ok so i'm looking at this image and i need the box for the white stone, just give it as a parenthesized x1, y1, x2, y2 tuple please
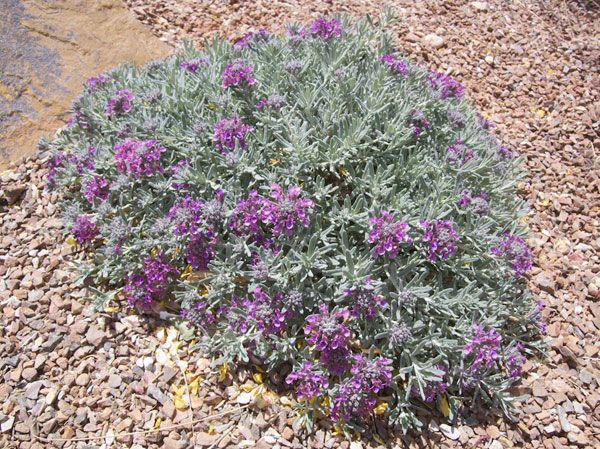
(422, 33, 445, 49)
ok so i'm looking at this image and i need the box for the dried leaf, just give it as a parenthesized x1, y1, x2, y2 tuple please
(439, 395, 450, 417)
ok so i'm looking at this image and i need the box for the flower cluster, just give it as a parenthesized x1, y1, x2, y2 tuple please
(446, 139, 476, 166)
(505, 342, 526, 379)
(261, 184, 314, 237)
(418, 365, 448, 403)
(179, 58, 208, 73)
(458, 190, 489, 215)
(256, 94, 286, 110)
(428, 71, 465, 99)
(86, 74, 110, 91)
(181, 301, 215, 329)
(222, 59, 256, 88)
(305, 304, 351, 375)
(123, 253, 178, 310)
(241, 287, 292, 336)
(491, 233, 533, 278)
(420, 219, 460, 262)
(309, 17, 342, 40)
(463, 324, 502, 374)
(368, 210, 412, 259)
(343, 279, 387, 318)
(82, 176, 109, 204)
(71, 215, 99, 244)
(213, 116, 254, 153)
(380, 54, 409, 76)
(331, 355, 392, 420)
(114, 139, 166, 177)
(285, 362, 329, 401)
(409, 110, 431, 136)
(234, 29, 270, 48)
(105, 89, 134, 116)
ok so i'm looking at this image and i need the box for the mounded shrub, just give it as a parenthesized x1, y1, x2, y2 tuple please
(47, 13, 543, 433)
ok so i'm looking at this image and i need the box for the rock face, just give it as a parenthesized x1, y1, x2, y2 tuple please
(0, 0, 171, 167)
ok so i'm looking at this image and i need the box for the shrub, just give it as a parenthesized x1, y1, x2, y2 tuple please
(47, 13, 542, 433)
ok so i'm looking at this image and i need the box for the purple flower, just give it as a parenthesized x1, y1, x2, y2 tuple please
(428, 71, 465, 99)
(505, 342, 526, 379)
(229, 191, 267, 239)
(285, 25, 308, 44)
(124, 253, 178, 310)
(331, 355, 392, 420)
(179, 58, 209, 73)
(286, 362, 329, 401)
(181, 301, 215, 329)
(168, 196, 205, 236)
(491, 233, 533, 278)
(463, 324, 502, 373)
(457, 190, 489, 215)
(305, 304, 351, 374)
(285, 59, 303, 74)
(213, 116, 254, 153)
(242, 287, 293, 336)
(71, 215, 99, 244)
(496, 145, 514, 162)
(221, 59, 256, 88)
(234, 29, 270, 48)
(409, 110, 431, 137)
(309, 17, 342, 41)
(261, 184, 314, 237)
(46, 151, 66, 181)
(446, 139, 476, 166)
(168, 193, 223, 270)
(447, 110, 466, 129)
(419, 219, 460, 262)
(256, 94, 285, 110)
(343, 279, 387, 319)
(82, 176, 109, 204)
(476, 112, 494, 129)
(86, 74, 110, 91)
(380, 54, 409, 76)
(533, 300, 546, 334)
(350, 354, 393, 394)
(114, 139, 166, 177)
(416, 365, 448, 403)
(105, 89, 134, 116)
(368, 210, 412, 259)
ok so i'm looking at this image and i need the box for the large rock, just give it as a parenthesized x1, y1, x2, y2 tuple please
(0, 0, 171, 167)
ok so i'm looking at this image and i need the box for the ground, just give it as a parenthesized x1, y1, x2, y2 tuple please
(1, 0, 599, 448)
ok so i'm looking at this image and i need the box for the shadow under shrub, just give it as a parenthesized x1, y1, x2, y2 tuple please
(47, 13, 543, 434)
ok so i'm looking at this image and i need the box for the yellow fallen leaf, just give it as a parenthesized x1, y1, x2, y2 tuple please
(321, 395, 330, 408)
(338, 166, 348, 177)
(174, 395, 187, 411)
(207, 425, 215, 435)
(566, 168, 571, 176)
(535, 109, 546, 118)
(240, 384, 254, 393)
(207, 102, 219, 110)
(270, 159, 279, 166)
(439, 395, 450, 417)
(189, 376, 200, 396)
(180, 265, 192, 279)
(218, 363, 228, 382)
(253, 372, 264, 384)
(104, 306, 120, 314)
(153, 417, 162, 430)
(538, 198, 551, 208)
(66, 236, 77, 247)
(151, 247, 158, 257)
(172, 384, 187, 410)
(373, 401, 388, 415)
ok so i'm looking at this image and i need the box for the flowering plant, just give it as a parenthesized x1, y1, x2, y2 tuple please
(47, 12, 541, 433)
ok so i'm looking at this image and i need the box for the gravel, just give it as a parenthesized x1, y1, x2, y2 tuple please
(1, 0, 599, 448)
